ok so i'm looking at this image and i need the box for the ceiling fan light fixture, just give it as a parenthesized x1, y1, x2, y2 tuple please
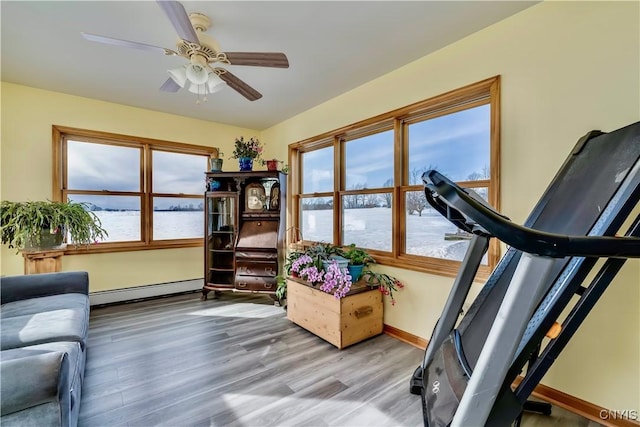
(185, 63, 208, 85)
(187, 82, 206, 95)
(167, 67, 187, 88)
(185, 54, 209, 85)
(206, 72, 226, 93)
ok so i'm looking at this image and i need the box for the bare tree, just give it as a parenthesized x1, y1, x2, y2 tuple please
(363, 193, 380, 208)
(407, 166, 431, 216)
(467, 171, 484, 181)
(344, 183, 366, 209)
(409, 167, 426, 185)
(382, 178, 393, 208)
(467, 164, 490, 181)
(406, 191, 428, 216)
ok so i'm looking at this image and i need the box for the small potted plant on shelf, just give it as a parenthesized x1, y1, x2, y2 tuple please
(209, 148, 224, 172)
(261, 158, 283, 171)
(1, 200, 108, 252)
(230, 137, 263, 171)
(343, 243, 376, 281)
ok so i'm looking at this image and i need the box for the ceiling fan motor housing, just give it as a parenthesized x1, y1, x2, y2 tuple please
(175, 12, 221, 62)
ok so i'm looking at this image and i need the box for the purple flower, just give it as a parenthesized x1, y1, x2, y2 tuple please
(300, 266, 324, 284)
(319, 261, 352, 299)
(292, 255, 313, 273)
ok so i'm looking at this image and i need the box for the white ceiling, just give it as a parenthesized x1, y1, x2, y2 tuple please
(1, 1, 537, 130)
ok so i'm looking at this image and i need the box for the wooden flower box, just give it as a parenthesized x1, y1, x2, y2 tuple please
(286, 276, 383, 349)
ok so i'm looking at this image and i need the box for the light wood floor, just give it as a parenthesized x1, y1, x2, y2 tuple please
(79, 292, 603, 427)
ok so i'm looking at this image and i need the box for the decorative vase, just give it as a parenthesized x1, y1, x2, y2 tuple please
(347, 264, 365, 282)
(209, 158, 223, 171)
(209, 180, 221, 191)
(238, 157, 253, 171)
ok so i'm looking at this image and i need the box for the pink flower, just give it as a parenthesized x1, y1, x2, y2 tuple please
(318, 261, 352, 299)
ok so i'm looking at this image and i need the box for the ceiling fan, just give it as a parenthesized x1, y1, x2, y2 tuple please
(81, 0, 289, 102)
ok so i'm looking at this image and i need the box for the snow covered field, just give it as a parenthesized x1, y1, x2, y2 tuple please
(303, 207, 475, 262)
(93, 207, 482, 263)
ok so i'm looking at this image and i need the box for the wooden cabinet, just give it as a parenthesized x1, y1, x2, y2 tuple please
(203, 171, 286, 299)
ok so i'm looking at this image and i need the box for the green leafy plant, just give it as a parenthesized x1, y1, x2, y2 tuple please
(275, 275, 287, 306)
(1, 200, 108, 252)
(343, 243, 376, 266)
(282, 242, 405, 305)
(230, 137, 263, 161)
(361, 270, 405, 306)
(304, 242, 346, 269)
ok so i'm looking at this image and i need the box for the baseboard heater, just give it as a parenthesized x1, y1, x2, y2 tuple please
(89, 278, 202, 306)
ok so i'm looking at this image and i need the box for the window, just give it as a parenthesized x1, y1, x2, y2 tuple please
(53, 126, 216, 253)
(289, 76, 500, 278)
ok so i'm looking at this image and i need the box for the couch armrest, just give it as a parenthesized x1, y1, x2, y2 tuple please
(0, 271, 89, 304)
(0, 351, 71, 426)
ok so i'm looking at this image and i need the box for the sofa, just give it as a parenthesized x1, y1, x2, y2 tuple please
(0, 271, 90, 427)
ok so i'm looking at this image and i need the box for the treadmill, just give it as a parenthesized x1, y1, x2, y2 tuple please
(410, 121, 640, 426)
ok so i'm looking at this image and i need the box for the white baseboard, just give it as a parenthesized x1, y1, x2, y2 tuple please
(89, 278, 202, 306)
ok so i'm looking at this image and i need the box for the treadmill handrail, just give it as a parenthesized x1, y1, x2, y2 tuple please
(422, 170, 640, 258)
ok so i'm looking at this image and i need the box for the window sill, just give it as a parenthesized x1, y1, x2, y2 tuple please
(374, 254, 491, 283)
(62, 240, 202, 255)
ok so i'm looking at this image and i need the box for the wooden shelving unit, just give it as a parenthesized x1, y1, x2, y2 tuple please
(202, 171, 286, 299)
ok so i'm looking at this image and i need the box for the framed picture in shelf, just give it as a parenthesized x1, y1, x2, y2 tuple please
(245, 182, 266, 212)
(269, 182, 280, 211)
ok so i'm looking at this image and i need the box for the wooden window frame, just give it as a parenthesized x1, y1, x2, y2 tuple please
(52, 126, 216, 254)
(288, 76, 501, 279)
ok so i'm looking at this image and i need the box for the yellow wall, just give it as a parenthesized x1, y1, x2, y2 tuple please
(262, 1, 639, 412)
(0, 83, 262, 291)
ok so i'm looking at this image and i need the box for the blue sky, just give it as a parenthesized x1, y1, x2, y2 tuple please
(302, 104, 490, 193)
(67, 141, 207, 210)
(68, 104, 490, 209)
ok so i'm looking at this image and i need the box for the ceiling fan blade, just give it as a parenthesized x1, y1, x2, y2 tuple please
(224, 52, 289, 68)
(217, 70, 262, 101)
(156, 0, 199, 44)
(81, 32, 177, 56)
(159, 78, 181, 92)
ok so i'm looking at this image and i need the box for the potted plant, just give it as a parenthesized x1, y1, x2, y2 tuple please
(304, 242, 347, 270)
(1, 200, 108, 252)
(261, 158, 283, 171)
(283, 243, 349, 299)
(280, 242, 404, 304)
(343, 243, 376, 281)
(209, 148, 224, 171)
(230, 136, 263, 171)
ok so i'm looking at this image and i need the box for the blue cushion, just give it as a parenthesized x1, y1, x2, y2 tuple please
(1, 293, 88, 319)
(0, 298, 89, 351)
(1, 341, 84, 411)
